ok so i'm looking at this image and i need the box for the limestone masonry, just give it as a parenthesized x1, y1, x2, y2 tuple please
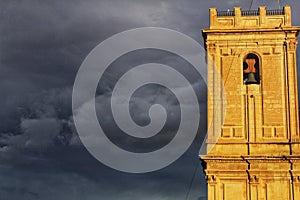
(201, 6, 300, 200)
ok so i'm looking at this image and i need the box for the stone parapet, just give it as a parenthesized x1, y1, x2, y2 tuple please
(209, 6, 291, 29)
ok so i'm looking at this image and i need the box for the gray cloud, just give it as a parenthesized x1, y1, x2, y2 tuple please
(1, 0, 300, 199)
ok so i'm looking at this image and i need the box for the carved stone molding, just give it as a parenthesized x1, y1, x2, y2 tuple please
(249, 175, 260, 183)
(292, 175, 300, 183)
(207, 42, 216, 53)
(287, 39, 298, 51)
(206, 175, 216, 183)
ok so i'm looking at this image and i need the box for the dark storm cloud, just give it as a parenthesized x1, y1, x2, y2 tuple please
(1, 0, 300, 199)
(0, 1, 211, 199)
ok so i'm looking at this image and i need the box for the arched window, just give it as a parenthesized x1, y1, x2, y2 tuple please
(243, 53, 260, 84)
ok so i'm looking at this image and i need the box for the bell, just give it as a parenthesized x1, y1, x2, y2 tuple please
(246, 72, 257, 84)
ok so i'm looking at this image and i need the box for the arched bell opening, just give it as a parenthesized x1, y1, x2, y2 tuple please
(243, 53, 260, 84)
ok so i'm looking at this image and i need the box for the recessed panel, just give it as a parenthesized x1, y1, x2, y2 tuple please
(223, 181, 248, 200)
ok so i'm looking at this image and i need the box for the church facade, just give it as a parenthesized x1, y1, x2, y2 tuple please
(201, 6, 300, 200)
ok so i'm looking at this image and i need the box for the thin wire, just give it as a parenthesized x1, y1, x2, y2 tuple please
(185, 159, 200, 200)
(250, 0, 254, 10)
(185, 1, 257, 199)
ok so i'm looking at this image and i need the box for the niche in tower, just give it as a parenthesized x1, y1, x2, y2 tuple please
(243, 53, 260, 84)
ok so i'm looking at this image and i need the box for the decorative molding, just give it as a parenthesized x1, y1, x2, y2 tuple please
(287, 39, 297, 51)
(249, 175, 260, 183)
(207, 42, 216, 53)
(292, 176, 300, 183)
(206, 175, 217, 183)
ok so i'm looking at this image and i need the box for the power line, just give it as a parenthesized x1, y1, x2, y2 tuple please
(185, 159, 200, 200)
(250, 0, 254, 10)
(185, 2, 257, 200)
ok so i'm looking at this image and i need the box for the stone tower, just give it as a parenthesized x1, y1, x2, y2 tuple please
(201, 6, 300, 200)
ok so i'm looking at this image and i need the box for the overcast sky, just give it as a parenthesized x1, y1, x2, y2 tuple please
(1, 1, 300, 200)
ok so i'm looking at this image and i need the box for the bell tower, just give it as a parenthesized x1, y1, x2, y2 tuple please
(201, 6, 300, 200)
